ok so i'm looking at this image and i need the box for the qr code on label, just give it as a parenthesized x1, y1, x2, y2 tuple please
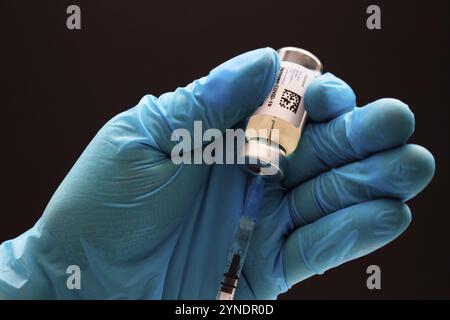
(280, 89, 301, 113)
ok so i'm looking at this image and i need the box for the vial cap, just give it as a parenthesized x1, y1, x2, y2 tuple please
(240, 140, 288, 181)
(278, 47, 323, 73)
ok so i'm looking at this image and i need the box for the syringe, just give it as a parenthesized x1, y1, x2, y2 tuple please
(217, 176, 264, 300)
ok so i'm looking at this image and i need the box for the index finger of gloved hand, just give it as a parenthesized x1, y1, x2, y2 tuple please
(283, 98, 415, 188)
(136, 48, 279, 154)
(282, 199, 411, 288)
(304, 73, 357, 122)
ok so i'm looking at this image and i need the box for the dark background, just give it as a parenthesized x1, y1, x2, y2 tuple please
(1, 0, 449, 299)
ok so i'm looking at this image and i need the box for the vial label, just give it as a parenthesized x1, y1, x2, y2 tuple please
(254, 61, 319, 127)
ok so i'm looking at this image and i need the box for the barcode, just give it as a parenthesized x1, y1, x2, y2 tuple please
(280, 89, 301, 113)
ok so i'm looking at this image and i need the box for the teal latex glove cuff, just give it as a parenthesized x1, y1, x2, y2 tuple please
(0, 48, 435, 299)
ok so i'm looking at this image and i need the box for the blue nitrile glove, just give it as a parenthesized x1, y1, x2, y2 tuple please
(0, 48, 435, 299)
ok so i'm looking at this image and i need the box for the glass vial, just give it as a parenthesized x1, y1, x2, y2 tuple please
(242, 47, 323, 180)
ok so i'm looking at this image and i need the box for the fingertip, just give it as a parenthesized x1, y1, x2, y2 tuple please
(348, 98, 415, 155)
(304, 72, 356, 122)
(368, 98, 415, 142)
(381, 98, 415, 132)
(399, 202, 412, 231)
(373, 200, 412, 238)
(348, 144, 436, 202)
(199, 47, 280, 126)
(224, 47, 280, 96)
(230, 47, 280, 105)
(399, 144, 436, 195)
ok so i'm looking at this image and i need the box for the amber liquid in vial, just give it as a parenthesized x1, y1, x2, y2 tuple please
(245, 114, 305, 156)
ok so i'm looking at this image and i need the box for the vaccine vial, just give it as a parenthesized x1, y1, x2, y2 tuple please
(242, 47, 323, 180)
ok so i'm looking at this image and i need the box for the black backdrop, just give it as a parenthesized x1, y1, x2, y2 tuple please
(1, 0, 449, 299)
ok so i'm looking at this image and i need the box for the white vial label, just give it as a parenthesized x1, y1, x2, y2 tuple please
(254, 61, 319, 127)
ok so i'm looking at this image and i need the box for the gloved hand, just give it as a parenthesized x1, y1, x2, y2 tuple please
(0, 48, 435, 299)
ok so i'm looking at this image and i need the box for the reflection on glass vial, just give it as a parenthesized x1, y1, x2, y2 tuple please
(242, 47, 323, 180)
